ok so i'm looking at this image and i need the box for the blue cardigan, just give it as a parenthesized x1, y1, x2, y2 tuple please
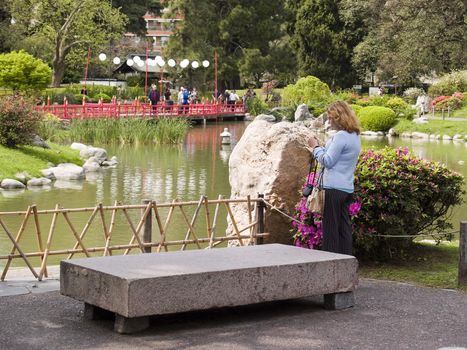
(312, 130, 361, 193)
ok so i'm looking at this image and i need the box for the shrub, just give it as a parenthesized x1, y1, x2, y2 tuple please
(0, 50, 52, 92)
(403, 87, 425, 103)
(0, 95, 43, 147)
(282, 76, 331, 107)
(246, 96, 269, 116)
(435, 97, 463, 110)
(352, 147, 464, 259)
(350, 104, 363, 116)
(358, 106, 396, 132)
(93, 93, 112, 103)
(74, 94, 89, 103)
(333, 90, 359, 104)
(291, 147, 465, 260)
(428, 70, 467, 96)
(385, 97, 415, 120)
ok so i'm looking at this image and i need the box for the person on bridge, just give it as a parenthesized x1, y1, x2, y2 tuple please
(307, 101, 361, 255)
(147, 84, 160, 114)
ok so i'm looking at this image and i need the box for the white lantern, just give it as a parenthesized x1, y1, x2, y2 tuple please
(180, 59, 189, 68)
(158, 59, 166, 67)
(202, 60, 210, 68)
(137, 60, 144, 67)
(126, 59, 134, 66)
(98, 53, 107, 61)
(168, 59, 176, 67)
(191, 61, 199, 69)
(133, 55, 141, 62)
(112, 57, 121, 65)
(148, 59, 156, 66)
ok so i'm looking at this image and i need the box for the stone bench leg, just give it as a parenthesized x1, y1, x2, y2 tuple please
(114, 314, 150, 334)
(84, 303, 114, 320)
(324, 291, 354, 310)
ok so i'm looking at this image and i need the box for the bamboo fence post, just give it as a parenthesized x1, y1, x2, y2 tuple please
(224, 202, 244, 246)
(459, 221, 467, 286)
(123, 201, 152, 255)
(1, 205, 31, 280)
(0, 215, 39, 280)
(178, 204, 202, 250)
(203, 196, 213, 241)
(68, 206, 99, 259)
(181, 196, 204, 250)
(247, 195, 253, 244)
(98, 203, 112, 256)
(39, 204, 60, 280)
(103, 201, 118, 256)
(121, 206, 146, 253)
(141, 199, 152, 253)
(156, 199, 176, 252)
(208, 195, 222, 248)
(152, 201, 167, 252)
(257, 194, 265, 245)
(61, 211, 91, 257)
(32, 205, 48, 278)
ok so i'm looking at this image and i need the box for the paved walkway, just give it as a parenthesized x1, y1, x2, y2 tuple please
(0, 271, 466, 350)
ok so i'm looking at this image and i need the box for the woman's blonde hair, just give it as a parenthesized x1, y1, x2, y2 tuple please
(327, 101, 361, 134)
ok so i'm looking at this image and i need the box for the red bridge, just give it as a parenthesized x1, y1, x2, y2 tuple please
(35, 100, 246, 121)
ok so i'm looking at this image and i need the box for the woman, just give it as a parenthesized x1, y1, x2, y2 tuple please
(307, 101, 361, 255)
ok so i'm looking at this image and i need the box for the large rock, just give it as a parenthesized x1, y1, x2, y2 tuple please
(228, 120, 314, 244)
(31, 135, 49, 149)
(255, 114, 276, 122)
(70, 142, 88, 152)
(27, 177, 53, 187)
(80, 146, 108, 163)
(83, 157, 101, 172)
(294, 104, 313, 121)
(1, 179, 26, 189)
(50, 163, 85, 180)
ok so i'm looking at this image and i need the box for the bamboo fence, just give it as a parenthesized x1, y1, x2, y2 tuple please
(0, 195, 268, 281)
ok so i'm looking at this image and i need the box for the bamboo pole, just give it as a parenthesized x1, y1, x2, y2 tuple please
(181, 196, 204, 250)
(123, 201, 152, 255)
(247, 195, 253, 244)
(178, 204, 202, 250)
(224, 202, 244, 246)
(152, 201, 167, 252)
(98, 203, 111, 256)
(0, 215, 39, 280)
(1, 206, 31, 280)
(203, 196, 213, 242)
(68, 206, 99, 259)
(121, 206, 146, 253)
(104, 201, 118, 256)
(156, 199, 176, 253)
(62, 211, 90, 257)
(208, 195, 222, 248)
(39, 204, 60, 280)
(32, 205, 48, 277)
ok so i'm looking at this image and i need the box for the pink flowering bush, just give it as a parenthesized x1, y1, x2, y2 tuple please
(292, 147, 464, 259)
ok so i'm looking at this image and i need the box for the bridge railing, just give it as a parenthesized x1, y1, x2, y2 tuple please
(35, 100, 245, 120)
(0, 195, 268, 281)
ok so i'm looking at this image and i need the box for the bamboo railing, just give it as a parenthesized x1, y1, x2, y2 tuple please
(0, 195, 268, 281)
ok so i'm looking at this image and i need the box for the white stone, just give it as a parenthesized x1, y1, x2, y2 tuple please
(401, 132, 412, 138)
(80, 146, 108, 163)
(228, 120, 313, 244)
(70, 142, 88, 151)
(388, 128, 398, 136)
(1, 179, 26, 189)
(453, 134, 463, 140)
(294, 104, 313, 121)
(41, 168, 56, 180)
(442, 135, 453, 140)
(83, 157, 101, 172)
(255, 114, 276, 122)
(361, 131, 380, 137)
(413, 118, 428, 124)
(244, 113, 254, 121)
(51, 163, 85, 180)
(27, 178, 52, 187)
(376, 131, 385, 136)
(411, 132, 429, 139)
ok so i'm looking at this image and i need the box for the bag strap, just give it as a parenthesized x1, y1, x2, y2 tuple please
(306, 157, 318, 185)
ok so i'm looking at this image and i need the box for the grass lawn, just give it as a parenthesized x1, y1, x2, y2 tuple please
(432, 105, 467, 119)
(0, 143, 82, 180)
(359, 241, 467, 293)
(393, 118, 467, 136)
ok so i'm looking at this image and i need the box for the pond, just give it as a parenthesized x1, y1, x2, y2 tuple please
(0, 121, 466, 269)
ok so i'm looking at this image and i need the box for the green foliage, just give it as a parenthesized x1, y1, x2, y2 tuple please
(93, 93, 112, 103)
(403, 87, 425, 104)
(246, 97, 269, 116)
(0, 95, 43, 147)
(358, 106, 396, 132)
(350, 104, 363, 116)
(393, 118, 467, 137)
(428, 70, 467, 97)
(68, 118, 189, 144)
(385, 97, 415, 120)
(353, 147, 465, 259)
(0, 51, 51, 92)
(111, 0, 162, 35)
(282, 76, 331, 107)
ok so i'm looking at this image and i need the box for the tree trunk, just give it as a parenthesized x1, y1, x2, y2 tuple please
(52, 58, 66, 88)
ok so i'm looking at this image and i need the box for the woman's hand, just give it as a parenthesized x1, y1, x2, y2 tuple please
(307, 136, 319, 149)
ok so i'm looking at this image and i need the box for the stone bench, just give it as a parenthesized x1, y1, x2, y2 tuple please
(60, 244, 358, 333)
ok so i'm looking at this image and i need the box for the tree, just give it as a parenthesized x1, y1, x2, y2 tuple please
(112, 0, 162, 35)
(286, 0, 363, 89)
(0, 50, 51, 91)
(163, 0, 295, 90)
(8, 0, 127, 87)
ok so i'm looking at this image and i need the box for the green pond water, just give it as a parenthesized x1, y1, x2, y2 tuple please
(0, 121, 466, 269)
